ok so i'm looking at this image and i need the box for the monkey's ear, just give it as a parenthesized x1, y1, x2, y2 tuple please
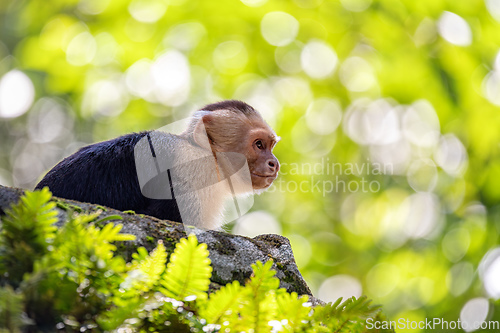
(192, 114, 213, 150)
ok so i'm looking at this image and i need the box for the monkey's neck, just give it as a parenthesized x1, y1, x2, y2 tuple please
(197, 184, 232, 230)
(211, 150, 222, 183)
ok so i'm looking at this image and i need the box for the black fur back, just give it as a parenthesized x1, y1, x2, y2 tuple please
(35, 132, 182, 222)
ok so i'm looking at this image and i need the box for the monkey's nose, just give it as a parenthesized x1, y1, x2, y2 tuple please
(267, 158, 279, 173)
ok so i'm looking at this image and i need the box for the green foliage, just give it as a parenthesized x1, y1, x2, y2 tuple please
(130, 240, 168, 291)
(234, 260, 280, 332)
(311, 296, 382, 332)
(276, 291, 310, 331)
(161, 234, 212, 301)
(0, 188, 57, 286)
(0, 286, 26, 333)
(0, 190, 392, 332)
(199, 280, 242, 324)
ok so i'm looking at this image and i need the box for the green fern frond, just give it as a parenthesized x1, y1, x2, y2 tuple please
(96, 243, 167, 331)
(56, 214, 134, 255)
(0, 188, 57, 285)
(92, 222, 136, 244)
(232, 260, 280, 332)
(160, 234, 212, 301)
(313, 296, 381, 333)
(247, 260, 281, 296)
(276, 290, 311, 329)
(124, 241, 168, 293)
(236, 290, 278, 333)
(0, 285, 26, 332)
(200, 280, 242, 324)
(131, 246, 150, 263)
(1, 188, 57, 246)
(48, 212, 134, 285)
(23, 211, 135, 328)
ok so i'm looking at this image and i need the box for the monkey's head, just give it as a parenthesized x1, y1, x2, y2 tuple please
(188, 100, 280, 192)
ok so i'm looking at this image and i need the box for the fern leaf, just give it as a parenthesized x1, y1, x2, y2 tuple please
(160, 234, 212, 301)
(247, 260, 280, 296)
(122, 241, 168, 292)
(0, 285, 26, 332)
(237, 291, 278, 333)
(313, 296, 381, 333)
(276, 290, 311, 330)
(131, 247, 150, 263)
(48, 212, 134, 283)
(95, 223, 135, 243)
(200, 280, 242, 324)
(2, 188, 57, 243)
(234, 260, 280, 332)
(96, 243, 167, 331)
(0, 188, 57, 285)
(143, 242, 168, 282)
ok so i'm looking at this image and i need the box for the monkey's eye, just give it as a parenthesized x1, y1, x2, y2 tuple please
(255, 140, 264, 150)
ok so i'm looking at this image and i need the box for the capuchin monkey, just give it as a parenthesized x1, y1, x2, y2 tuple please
(35, 100, 280, 230)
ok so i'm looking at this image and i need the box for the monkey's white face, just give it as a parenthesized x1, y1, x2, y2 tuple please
(246, 127, 280, 190)
(191, 107, 280, 192)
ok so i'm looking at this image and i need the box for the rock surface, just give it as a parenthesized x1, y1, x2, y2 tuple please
(0, 185, 316, 301)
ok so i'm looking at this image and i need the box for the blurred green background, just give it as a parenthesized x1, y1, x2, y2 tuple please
(1, 0, 500, 331)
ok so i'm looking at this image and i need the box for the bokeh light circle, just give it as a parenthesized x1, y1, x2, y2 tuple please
(261, 12, 299, 47)
(0, 70, 35, 119)
(437, 11, 472, 46)
(213, 41, 248, 74)
(301, 40, 338, 79)
(460, 298, 490, 332)
(479, 248, 500, 299)
(305, 98, 343, 135)
(318, 275, 362, 303)
(233, 211, 282, 238)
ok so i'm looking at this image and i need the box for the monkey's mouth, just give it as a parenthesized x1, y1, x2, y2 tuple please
(251, 173, 277, 179)
(251, 172, 277, 189)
